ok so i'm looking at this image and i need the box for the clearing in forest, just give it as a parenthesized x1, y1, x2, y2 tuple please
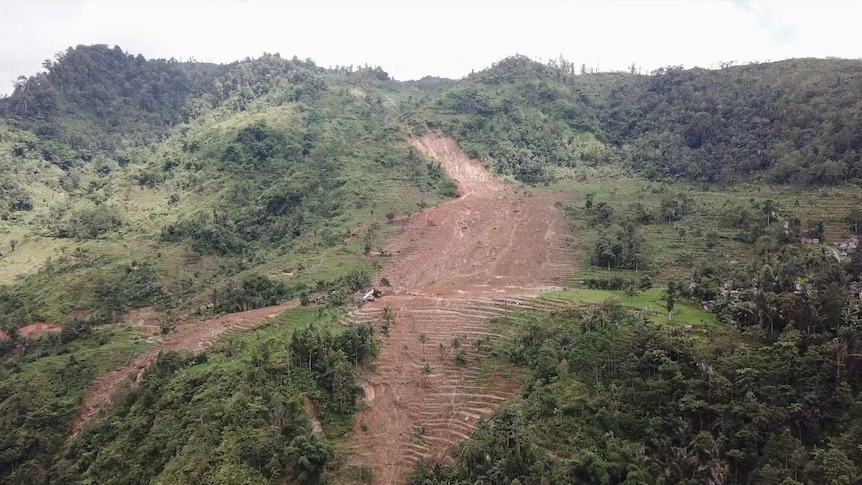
(67, 134, 578, 484)
(340, 134, 578, 484)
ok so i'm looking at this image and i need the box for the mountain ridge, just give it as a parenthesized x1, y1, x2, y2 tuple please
(0, 44, 861, 485)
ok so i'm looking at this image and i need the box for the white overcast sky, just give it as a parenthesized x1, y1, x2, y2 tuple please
(1, 0, 860, 95)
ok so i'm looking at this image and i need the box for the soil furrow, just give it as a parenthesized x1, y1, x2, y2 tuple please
(340, 134, 577, 484)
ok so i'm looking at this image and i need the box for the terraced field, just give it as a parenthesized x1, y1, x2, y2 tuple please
(338, 134, 579, 484)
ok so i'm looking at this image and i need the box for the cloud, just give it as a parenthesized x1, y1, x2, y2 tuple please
(736, 1, 862, 55)
(0, 0, 859, 96)
(746, 2, 799, 44)
(734, 0, 801, 45)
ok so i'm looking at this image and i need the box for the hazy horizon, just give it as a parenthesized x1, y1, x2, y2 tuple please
(2, 0, 861, 95)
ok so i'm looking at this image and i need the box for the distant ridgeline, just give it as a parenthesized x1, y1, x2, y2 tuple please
(1, 46, 860, 186)
(410, 55, 862, 185)
(0, 45, 861, 485)
(0, 45, 226, 151)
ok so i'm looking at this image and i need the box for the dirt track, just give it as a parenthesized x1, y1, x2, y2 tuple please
(341, 134, 578, 483)
(66, 134, 578, 481)
(0, 321, 62, 340)
(68, 301, 298, 436)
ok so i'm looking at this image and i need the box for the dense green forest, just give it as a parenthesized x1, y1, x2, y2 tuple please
(407, 55, 862, 185)
(56, 314, 377, 484)
(2, 45, 226, 151)
(0, 45, 861, 484)
(410, 248, 862, 484)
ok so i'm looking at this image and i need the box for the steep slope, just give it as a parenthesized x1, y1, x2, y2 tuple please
(381, 135, 571, 295)
(3, 46, 862, 484)
(0, 53, 455, 483)
(68, 300, 299, 436)
(340, 134, 578, 484)
(0, 52, 455, 325)
(413, 56, 862, 185)
(0, 44, 225, 149)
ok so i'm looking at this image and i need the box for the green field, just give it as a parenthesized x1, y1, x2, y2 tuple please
(545, 172, 860, 287)
(538, 287, 716, 327)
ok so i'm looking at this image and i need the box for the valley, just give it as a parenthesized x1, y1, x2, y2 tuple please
(0, 46, 860, 484)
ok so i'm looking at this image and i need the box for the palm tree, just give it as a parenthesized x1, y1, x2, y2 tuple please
(421, 362, 433, 386)
(383, 305, 393, 324)
(418, 333, 428, 359)
(848, 207, 862, 234)
(624, 282, 639, 306)
(762, 199, 775, 226)
(666, 293, 675, 323)
(450, 336, 461, 352)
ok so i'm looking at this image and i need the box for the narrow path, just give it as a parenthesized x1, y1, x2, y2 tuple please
(68, 300, 298, 436)
(66, 134, 580, 481)
(340, 134, 578, 483)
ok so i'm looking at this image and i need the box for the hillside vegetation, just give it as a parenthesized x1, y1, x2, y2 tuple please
(407, 55, 862, 185)
(0, 46, 454, 325)
(0, 47, 453, 484)
(0, 45, 860, 484)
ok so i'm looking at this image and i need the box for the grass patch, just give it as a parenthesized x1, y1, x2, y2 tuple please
(539, 287, 717, 328)
(549, 173, 861, 286)
(16, 327, 150, 380)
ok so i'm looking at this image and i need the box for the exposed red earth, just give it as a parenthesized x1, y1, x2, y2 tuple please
(0, 321, 62, 340)
(340, 134, 578, 484)
(68, 301, 298, 436)
(65, 134, 578, 485)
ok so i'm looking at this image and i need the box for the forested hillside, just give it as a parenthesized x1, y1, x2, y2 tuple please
(0, 45, 861, 484)
(408, 55, 862, 185)
(0, 46, 452, 484)
(1, 45, 225, 151)
(410, 247, 862, 484)
(0, 47, 453, 325)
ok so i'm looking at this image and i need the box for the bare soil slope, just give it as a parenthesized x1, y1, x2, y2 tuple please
(341, 134, 578, 483)
(0, 322, 62, 340)
(69, 301, 298, 436)
(66, 134, 578, 481)
(380, 135, 573, 296)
